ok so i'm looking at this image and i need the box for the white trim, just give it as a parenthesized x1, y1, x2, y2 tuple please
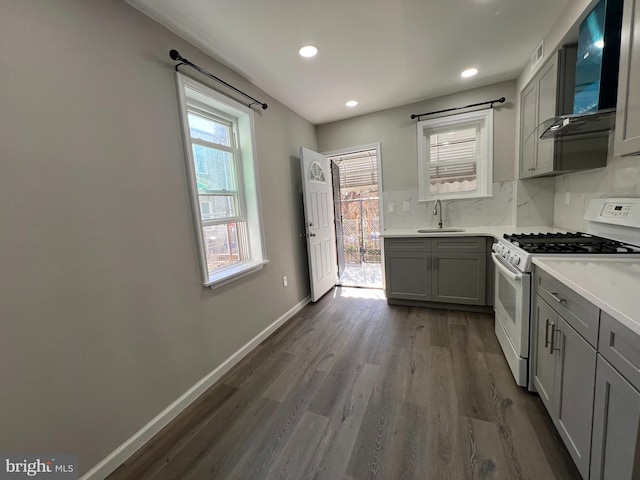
(322, 142, 384, 231)
(417, 109, 493, 202)
(176, 72, 266, 288)
(206, 259, 269, 289)
(80, 295, 311, 480)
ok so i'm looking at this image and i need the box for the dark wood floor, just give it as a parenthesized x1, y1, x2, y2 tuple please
(108, 288, 581, 480)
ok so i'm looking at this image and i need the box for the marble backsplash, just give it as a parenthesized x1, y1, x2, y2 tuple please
(515, 177, 555, 227)
(382, 181, 515, 229)
(554, 154, 640, 231)
(382, 151, 640, 232)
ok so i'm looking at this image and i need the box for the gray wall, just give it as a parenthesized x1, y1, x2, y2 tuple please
(0, 0, 315, 474)
(316, 80, 518, 191)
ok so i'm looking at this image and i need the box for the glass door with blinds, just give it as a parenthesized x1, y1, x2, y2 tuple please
(326, 147, 382, 289)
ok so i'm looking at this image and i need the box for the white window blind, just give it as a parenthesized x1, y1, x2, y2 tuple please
(328, 149, 378, 190)
(418, 109, 493, 201)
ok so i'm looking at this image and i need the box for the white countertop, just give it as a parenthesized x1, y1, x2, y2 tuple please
(380, 225, 560, 239)
(532, 257, 640, 335)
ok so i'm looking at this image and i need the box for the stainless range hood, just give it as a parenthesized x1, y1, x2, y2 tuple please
(537, 108, 616, 140)
(536, 0, 622, 142)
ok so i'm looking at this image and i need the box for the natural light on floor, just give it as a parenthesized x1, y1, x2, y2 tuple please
(334, 287, 386, 300)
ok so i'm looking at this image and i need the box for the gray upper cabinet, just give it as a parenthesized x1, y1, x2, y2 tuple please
(384, 237, 487, 307)
(614, 0, 640, 156)
(520, 82, 538, 176)
(520, 56, 558, 178)
(519, 45, 607, 179)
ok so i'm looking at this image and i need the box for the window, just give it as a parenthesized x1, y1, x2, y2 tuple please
(176, 73, 267, 288)
(417, 109, 493, 201)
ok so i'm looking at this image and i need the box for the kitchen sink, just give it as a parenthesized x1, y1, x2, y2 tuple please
(417, 228, 466, 233)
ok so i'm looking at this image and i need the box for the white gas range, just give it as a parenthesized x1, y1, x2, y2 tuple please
(492, 198, 640, 388)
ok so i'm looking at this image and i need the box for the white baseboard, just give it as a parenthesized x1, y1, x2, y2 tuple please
(81, 295, 310, 480)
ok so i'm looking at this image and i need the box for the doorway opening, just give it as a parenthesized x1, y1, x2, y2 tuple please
(327, 146, 382, 289)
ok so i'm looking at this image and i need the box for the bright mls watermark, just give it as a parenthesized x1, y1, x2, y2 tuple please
(0, 455, 77, 479)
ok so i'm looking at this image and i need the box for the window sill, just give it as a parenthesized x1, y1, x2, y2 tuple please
(204, 259, 269, 290)
(419, 194, 494, 202)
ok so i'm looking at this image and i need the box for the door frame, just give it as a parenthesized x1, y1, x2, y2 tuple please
(322, 143, 385, 288)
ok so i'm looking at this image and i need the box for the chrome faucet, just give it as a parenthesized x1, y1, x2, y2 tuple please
(433, 199, 443, 229)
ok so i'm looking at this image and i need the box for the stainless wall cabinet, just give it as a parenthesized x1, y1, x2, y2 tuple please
(614, 0, 640, 156)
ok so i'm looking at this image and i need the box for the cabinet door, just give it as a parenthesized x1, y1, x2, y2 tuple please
(554, 317, 597, 479)
(534, 57, 558, 175)
(590, 355, 640, 480)
(431, 252, 486, 305)
(532, 297, 557, 411)
(615, 0, 640, 156)
(384, 251, 430, 301)
(519, 82, 538, 178)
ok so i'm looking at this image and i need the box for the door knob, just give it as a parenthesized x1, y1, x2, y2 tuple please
(309, 233, 316, 237)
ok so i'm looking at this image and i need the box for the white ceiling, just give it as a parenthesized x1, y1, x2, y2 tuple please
(127, 0, 568, 125)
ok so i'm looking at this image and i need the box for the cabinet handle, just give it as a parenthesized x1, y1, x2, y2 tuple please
(548, 292, 566, 304)
(544, 318, 551, 348)
(549, 325, 561, 354)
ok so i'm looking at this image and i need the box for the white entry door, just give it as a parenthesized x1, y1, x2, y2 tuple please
(300, 147, 338, 302)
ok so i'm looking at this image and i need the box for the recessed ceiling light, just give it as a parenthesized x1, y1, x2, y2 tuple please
(345, 100, 358, 107)
(298, 45, 318, 58)
(594, 39, 605, 48)
(461, 68, 479, 78)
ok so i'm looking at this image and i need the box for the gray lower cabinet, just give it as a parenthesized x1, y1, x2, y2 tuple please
(533, 268, 640, 480)
(554, 316, 597, 479)
(590, 312, 640, 479)
(384, 237, 487, 307)
(531, 294, 596, 479)
(384, 250, 430, 301)
(590, 356, 640, 480)
(431, 252, 486, 305)
(614, 0, 640, 157)
(532, 297, 557, 408)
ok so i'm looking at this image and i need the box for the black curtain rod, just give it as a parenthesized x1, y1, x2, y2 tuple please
(410, 97, 505, 120)
(170, 50, 268, 110)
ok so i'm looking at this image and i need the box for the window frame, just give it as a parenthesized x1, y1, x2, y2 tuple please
(417, 109, 493, 202)
(176, 73, 267, 289)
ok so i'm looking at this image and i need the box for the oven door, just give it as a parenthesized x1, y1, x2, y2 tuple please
(492, 252, 531, 386)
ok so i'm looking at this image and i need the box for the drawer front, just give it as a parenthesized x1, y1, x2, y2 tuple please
(431, 236, 486, 253)
(384, 238, 430, 252)
(599, 312, 640, 391)
(535, 268, 600, 347)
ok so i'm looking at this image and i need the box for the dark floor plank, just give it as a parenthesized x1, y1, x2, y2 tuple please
(107, 289, 582, 480)
(346, 345, 410, 479)
(309, 362, 379, 480)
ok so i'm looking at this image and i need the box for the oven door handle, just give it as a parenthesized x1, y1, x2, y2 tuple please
(491, 253, 523, 282)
